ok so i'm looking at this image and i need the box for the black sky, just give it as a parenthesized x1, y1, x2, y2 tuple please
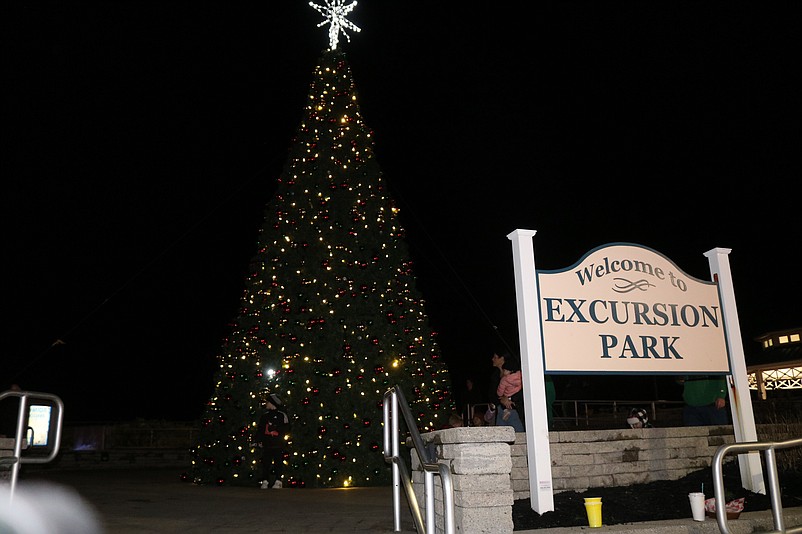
(6, 2, 800, 422)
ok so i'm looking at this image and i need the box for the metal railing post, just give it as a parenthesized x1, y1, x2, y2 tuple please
(764, 446, 784, 531)
(424, 470, 435, 534)
(391, 390, 401, 532)
(0, 390, 64, 503)
(712, 437, 802, 534)
(382, 388, 401, 531)
(383, 385, 455, 534)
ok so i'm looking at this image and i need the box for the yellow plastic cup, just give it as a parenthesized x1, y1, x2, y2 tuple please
(584, 498, 603, 528)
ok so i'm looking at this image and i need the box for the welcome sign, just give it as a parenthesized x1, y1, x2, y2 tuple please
(537, 243, 730, 374)
(508, 230, 762, 515)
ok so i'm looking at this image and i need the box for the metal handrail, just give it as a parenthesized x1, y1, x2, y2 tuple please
(0, 390, 65, 502)
(553, 399, 684, 426)
(712, 437, 802, 534)
(383, 385, 455, 534)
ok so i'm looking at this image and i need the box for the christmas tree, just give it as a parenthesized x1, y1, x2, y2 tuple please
(191, 5, 453, 488)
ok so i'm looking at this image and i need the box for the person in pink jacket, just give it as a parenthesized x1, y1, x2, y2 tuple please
(496, 365, 524, 431)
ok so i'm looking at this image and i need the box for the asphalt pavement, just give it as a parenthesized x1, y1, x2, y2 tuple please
(7, 467, 415, 533)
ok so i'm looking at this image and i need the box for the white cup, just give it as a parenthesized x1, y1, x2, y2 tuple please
(688, 492, 705, 521)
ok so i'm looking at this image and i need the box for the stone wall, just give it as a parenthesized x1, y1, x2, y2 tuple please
(412, 426, 517, 534)
(0, 435, 190, 478)
(39, 448, 191, 471)
(511, 425, 736, 500)
(412, 424, 745, 533)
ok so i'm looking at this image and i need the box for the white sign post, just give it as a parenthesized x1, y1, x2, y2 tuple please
(507, 229, 554, 513)
(704, 247, 764, 493)
(508, 230, 765, 514)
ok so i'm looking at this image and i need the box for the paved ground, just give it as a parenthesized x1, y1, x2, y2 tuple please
(4, 467, 801, 533)
(8, 467, 417, 533)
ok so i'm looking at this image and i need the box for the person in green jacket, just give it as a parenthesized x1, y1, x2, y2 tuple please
(679, 375, 729, 426)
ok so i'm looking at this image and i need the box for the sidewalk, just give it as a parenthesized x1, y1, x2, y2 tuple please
(7, 467, 802, 533)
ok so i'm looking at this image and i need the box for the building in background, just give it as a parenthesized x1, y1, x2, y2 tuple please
(747, 327, 802, 400)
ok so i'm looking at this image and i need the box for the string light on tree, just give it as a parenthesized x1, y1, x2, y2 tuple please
(190, 8, 452, 489)
(309, 0, 361, 50)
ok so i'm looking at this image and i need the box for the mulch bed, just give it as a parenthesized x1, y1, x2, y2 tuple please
(513, 462, 802, 530)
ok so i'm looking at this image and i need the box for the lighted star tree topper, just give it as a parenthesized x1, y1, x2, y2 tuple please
(310, 0, 361, 50)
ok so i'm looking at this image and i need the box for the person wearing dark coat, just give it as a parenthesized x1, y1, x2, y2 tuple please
(461, 376, 484, 426)
(255, 393, 290, 489)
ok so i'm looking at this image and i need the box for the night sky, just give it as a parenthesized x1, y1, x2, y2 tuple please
(6, 3, 799, 422)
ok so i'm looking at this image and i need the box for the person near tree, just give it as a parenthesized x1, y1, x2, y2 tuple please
(626, 408, 653, 429)
(461, 376, 483, 426)
(678, 375, 728, 426)
(488, 350, 558, 430)
(496, 364, 525, 432)
(489, 351, 526, 431)
(255, 393, 290, 489)
(471, 412, 486, 427)
(488, 352, 504, 424)
(447, 412, 464, 428)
